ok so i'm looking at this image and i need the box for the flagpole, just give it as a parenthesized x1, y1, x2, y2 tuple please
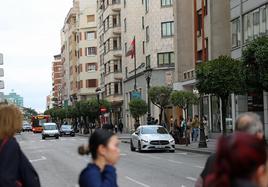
(133, 36, 137, 91)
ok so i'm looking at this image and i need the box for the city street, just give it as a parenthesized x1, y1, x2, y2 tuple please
(16, 132, 208, 187)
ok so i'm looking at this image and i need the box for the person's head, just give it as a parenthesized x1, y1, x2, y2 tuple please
(78, 129, 120, 165)
(0, 104, 23, 139)
(235, 112, 264, 139)
(205, 133, 268, 187)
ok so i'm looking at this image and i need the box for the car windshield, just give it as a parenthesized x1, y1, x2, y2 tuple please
(141, 127, 168, 134)
(44, 125, 57, 130)
(61, 125, 72, 130)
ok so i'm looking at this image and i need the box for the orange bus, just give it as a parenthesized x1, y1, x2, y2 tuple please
(31, 115, 50, 133)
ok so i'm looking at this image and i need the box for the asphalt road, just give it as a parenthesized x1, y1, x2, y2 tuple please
(16, 132, 208, 187)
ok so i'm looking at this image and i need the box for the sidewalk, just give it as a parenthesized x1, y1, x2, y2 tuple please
(76, 132, 131, 140)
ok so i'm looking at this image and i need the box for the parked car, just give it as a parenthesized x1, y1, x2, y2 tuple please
(60, 125, 75, 137)
(42, 123, 60, 140)
(130, 125, 175, 153)
(22, 122, 32, 132)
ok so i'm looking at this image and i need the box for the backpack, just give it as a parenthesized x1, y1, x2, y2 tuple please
(0, 138, 41, 187)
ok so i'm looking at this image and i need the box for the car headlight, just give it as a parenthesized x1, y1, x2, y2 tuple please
(141, 139, 149, 143)
(169, 139, 175, 143)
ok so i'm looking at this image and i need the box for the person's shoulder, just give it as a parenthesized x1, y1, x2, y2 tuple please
(80, 164, 101, 178)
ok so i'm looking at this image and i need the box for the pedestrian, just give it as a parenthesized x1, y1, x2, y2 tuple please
(78, 129, 120, 187)
(118, 121, 123, 134)
(154, 119, 159, 125)
(0, 105, 41, 187)
(185, 117, 192, 146)
(179, 116, 186, 138)
(195, 112, 265, 187)
(202, 116, 209, 141)
(191, 115, 200, 142)
(204, 132, 268, 187)
(114, 123, 118, 134)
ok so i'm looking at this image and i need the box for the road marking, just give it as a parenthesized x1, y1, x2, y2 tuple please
(30, 156, 47, 163)
(175, 152, 187, 155)
(120, 153, 127, 156)
(167, 159, 183, 164)
(181, 185, 186, 187)
(186, 177, 197, 182)
(193, 165, 204, 169)
(125, 176, 150, 187)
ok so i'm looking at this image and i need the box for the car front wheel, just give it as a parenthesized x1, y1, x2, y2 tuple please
(138, 141, 142, 153)
(130, 140, 135, 152)
(42, 136, 45, 140)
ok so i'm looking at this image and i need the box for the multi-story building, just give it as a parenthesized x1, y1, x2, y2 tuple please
(230, 0, 268, 138)
(173, 0, 231, 136)
(5, 90, 24, 107)
(0, 53, 4, 102)
(52, 54, 63, 106)
(122, 0, 175, 131)
(97, 0, 123, 125)
(76, 0, 99, 101)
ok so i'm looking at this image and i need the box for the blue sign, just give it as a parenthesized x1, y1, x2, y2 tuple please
(131, 91, 141, 100)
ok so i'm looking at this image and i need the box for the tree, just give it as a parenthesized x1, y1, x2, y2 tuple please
(170, 91, 199, 118)
(129, 99, 147, 128)
(23, 107, 38, 119)
(242, 36, 268, 92)
(196, 55, 246, 135)
(149, 86, 172, 123)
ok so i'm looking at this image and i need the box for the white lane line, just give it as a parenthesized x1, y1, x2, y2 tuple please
(175, 152, 187, 155)
(193, 165, 204, 169)
(167, 159, 183, 164)
(120, 153, 127, 156)
(125, 176, 151, 187)
(30, 156, 47, 163)
(181, 185, 186, 187)
(186, 177, 197, 182)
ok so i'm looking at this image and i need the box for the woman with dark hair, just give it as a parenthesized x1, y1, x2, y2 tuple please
(78, 129, 120, 187)
(204, 132, 268, 187)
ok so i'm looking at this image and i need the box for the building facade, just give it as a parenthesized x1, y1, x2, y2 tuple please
(97, 0, 124, 126)
(0, 53, 4, 102)
(122, 0, 175, 131)
(173, 0, 231, 136)
(52, 54, 63, 106)
(230, 0, 268, 138)
(5, 90, 24, 107)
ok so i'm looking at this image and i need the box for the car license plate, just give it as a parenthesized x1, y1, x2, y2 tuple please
(66, 132, 70, 135)
(156, 145, 162, 149)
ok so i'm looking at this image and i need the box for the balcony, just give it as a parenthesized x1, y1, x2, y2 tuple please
(111, 0, 121, 11)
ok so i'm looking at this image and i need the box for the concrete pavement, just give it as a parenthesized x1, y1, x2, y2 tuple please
(16, 132, 209, 187)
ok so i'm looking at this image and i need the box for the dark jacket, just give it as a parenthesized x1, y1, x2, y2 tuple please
(79, 163, 118, 187)
(0, 138, 40, 187)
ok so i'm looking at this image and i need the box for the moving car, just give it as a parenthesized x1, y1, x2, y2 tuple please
(60, 125, 75, 137)
(130, 125, 175, 153)
(22, 122, 32, 132)
(42, 123, 60, 140)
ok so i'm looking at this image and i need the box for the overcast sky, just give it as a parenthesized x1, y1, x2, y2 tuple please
(0, 0, 73, 112)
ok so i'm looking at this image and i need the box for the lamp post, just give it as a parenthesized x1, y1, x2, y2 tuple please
(95, 87, 101, 128)
(144, 67, 152, 124)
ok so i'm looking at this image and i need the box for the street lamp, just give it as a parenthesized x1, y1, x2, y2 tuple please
(144, 67, 153, 124)
(95, 87, 101, 127)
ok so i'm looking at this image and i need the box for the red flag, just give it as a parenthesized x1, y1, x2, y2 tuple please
(126, 38, 135, 59)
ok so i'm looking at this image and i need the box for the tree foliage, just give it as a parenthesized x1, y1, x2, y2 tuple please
(23, 107, 38, 119)
(196, 55, 246, 134)
(129, 99, 147, 123)
(242, 36, 268, 92)
(149, 86, 172, 123)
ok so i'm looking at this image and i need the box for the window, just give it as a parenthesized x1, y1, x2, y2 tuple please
(260, 6, 266, 35)
(231, 18, 241, 48)
(86, 79, 98, 88)
(142, 16, 144, 29)
(114, 60, 122, 72)
(145, 0, 149, 13)
(124, 18, 127, 32)
(114, 82, 119, 94)
(78, 64, 83, 73)
(86, 47, 97, 56)
(87, 15, 95, 22)
(197, 10, 202, 36)
(143, 41, 145, 54)
(146, 55, 151, 68)
(161, 21, 174, 37)
(146, 26, 150, 42)
(125, 67, 128, 78)
(87, 32, 96, 40)
(78, 80, 83, 89)
(157, 52, 174, 67)
(161, 0, 173, 7)
(86, 63, 97, 72)
(253, 9, 260, 38)
(125, 42, 128, 55)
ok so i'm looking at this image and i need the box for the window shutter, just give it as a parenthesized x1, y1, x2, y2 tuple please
(85, 48, 87, 56)
(79, 48, 83, 56)
(79, 32, 82, 41)
(84, 32, 87, 40)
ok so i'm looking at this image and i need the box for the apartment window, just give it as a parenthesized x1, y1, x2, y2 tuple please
(124, 0, 126, 8)
(87, 32, 96, 40)
(125, 42, 128, 55)
(161, 0, 173, 7)
(109, 83, 111, 95)
(114, 83, 119, 94)
(145, 0, 149, 13)
(87, 15, 95, 22)
(146, 26, 150, 42)
(244, 12, 254, 42)
(260, 6, 266, 35)
(114, 60, 122, 72)
(142, 41, 145, 54)
(161, 21, 174, 37)
(197, 10, 202, 36)
(78, 80, 83, 89)
(157, 52, 174, 67)
(78, 64, 83, 73)
(86, 63, 97, 72)
(231, 18, 241, 48)
(197, 50, 203, 62)
(86, 79, 98, 88)
(125, 67, 128, 78)
(142, 17, 144, 29)
(146, 55, 151, 68)
(253, 9, 260, 38)
(86, 47, 97, 56)
(124, 18, 127, 32)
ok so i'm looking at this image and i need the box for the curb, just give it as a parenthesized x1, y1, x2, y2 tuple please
(120, 140, 213, 155)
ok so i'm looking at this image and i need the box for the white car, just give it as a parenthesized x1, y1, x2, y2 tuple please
(42, 123, 60, 140)
(130, 125, 175, 153)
